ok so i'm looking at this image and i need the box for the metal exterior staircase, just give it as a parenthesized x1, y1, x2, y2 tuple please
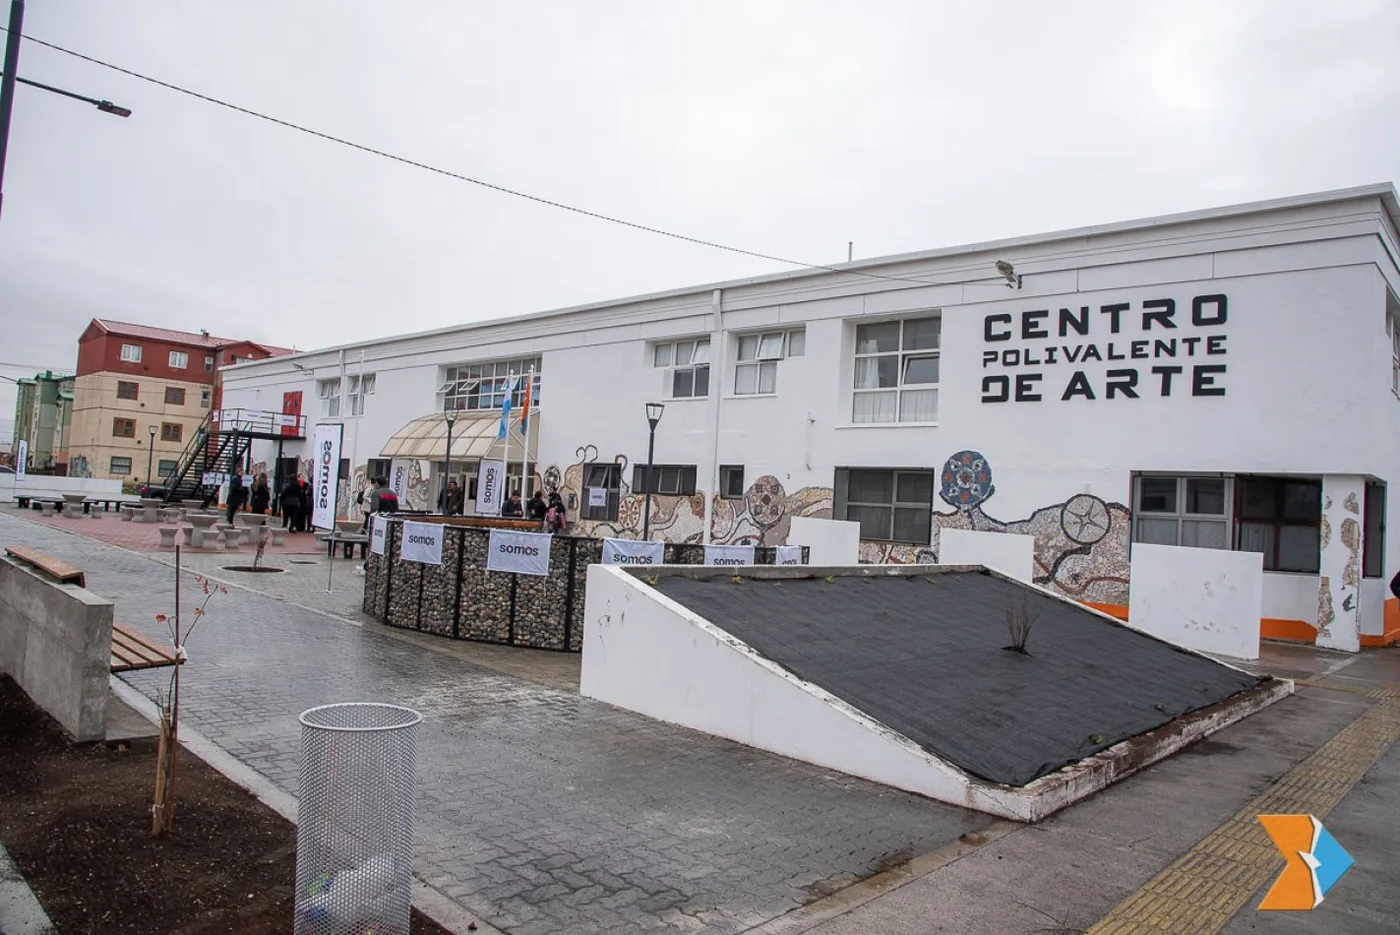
(161, 408, 305, 504)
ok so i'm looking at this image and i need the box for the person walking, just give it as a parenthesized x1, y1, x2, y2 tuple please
(280, 474, 305, 533)
(355, 476, 399, 576)
(438, 479, 464, 516)
(297, 475, 313, 532)
(250, 472, 271, 515)
(225, 469, 247, 524)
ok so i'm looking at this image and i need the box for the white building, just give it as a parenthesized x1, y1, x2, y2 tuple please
(222, 183, 1400, 652)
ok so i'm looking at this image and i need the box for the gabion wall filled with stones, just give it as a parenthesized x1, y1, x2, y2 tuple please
(363, 519, 805, 651)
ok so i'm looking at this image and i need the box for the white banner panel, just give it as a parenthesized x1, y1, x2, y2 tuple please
(400, 520, 443, 565)
(14, 440, 26, 481)
(587, 487, 607, 508)
(705, 544, 755, 566)
(202, 471, 229, 486)
(369, 515, 387, 555)
(277, 413, 300, 427)
(487, 529, 552, 576)
(602, 538, 665, 566)
(310, 424, 343, 530)
(389, 458, 413, 502)
(775, 545, 804, 565)
(475, 459, 505, 515)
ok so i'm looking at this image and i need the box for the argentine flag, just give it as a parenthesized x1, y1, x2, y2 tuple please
(497, 376, 516, 439)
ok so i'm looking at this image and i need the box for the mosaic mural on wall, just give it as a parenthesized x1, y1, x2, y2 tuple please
(858, 451, 1131, 605)
(68, 455, 92, 479)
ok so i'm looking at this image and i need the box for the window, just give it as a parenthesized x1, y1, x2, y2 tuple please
(734, 329, 805, 396)
(160, 422, 183, 443)
(581, 463, 621, 521)
(1235, 476, 1321, 573)
(318, 378, 341, 418)
(852, 316, 941, 423)
(205, 355, 214, 372)
(653, 339, 709, 399)
(1133, 476, 1230, 550)
(109, 456, 132, 475)
(367, 459, 392, 483)
(169, 350, 189, 369)
(157, 459, 178, 478)
(631, 464, 698, 496)
(112, 417, 136, 438)
(1364, 482, 1385, 579)
(164, 386, 186, 406)
(441, 358, 541, 413)
(720, 465, 746, 499)
(116, 380, 138, 400)
(120, 344, 142, 363)
(347, 373, 376, 416)
(835, 468, 934, 544)
(200, 387, 211, 408)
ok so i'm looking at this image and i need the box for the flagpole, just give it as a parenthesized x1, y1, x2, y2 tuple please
(501, 372, 514, 509)
(520, 365, 534, 503)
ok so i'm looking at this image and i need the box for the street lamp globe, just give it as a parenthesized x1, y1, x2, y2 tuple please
(645, 402, 664, 427)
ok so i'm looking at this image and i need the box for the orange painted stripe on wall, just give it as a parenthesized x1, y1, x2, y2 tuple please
(1362, 598, 1400, 647)
(1082, 601, 1129, 621)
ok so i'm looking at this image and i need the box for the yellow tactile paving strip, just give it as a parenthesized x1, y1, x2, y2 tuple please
(1088, 687, 1400, 934)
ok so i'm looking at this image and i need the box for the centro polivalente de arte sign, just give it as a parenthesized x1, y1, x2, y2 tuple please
(486, 529, 552, 576)
(979, 292, 1230, 403)
(399, 520, 443, 564)
(310, 423, 343, 530)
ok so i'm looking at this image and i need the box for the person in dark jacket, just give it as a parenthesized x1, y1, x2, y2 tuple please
(280, 475, 305, 532)
(297, 475, 313, 531)
(501, 492, 524, 518)
(225, 469, 247, 524)
(1390, 569, 1400, 602)
(527, 490, 548, 522)
(249, 472, 271, 515)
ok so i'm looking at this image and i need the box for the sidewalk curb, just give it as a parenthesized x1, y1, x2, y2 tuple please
(108, 677, 502, 935)
(0, 840, 57, 935)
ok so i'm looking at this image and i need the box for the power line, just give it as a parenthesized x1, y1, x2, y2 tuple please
(3, 28, 1005, 291)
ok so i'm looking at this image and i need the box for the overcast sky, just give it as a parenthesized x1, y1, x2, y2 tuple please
(2, 0, 1398, 441)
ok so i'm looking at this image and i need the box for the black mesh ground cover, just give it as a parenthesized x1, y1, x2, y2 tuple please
(652, 571, 1265, 787)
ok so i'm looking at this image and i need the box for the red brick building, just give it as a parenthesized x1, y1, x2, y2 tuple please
(69, 320, 291, 481)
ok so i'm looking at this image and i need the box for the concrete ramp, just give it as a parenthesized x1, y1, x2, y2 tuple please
(581, 564, 1292, 822)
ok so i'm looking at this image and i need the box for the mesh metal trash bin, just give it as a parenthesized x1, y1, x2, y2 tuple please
(295, 702, 423, 935)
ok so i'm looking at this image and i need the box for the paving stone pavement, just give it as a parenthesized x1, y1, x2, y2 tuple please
(1, 513, 992, 934)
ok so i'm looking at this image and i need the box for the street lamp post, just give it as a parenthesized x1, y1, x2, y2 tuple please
(442, 409, 456, 515)
(642, 402, 664, 540)
(145, 424, 156, 493)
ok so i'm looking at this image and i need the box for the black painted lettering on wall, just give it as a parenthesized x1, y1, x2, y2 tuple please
(979, 292, 1231, 404)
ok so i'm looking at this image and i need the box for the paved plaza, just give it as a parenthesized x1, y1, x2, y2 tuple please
(2, 509, 1398, 934)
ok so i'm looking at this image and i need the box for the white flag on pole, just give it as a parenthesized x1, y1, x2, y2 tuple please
(310, 424, 343, 530)
(389, 459, 412, 502)
(14, 439, 27, 481)
(601, 538, 665, 566)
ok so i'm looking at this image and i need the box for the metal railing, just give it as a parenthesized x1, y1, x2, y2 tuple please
(212, 407, 306, 437)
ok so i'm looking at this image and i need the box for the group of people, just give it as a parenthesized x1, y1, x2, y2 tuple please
(434, 479, 567, 532)
(218, 467, 318, 533)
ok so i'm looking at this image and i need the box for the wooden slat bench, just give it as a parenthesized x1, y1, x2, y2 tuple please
(4, 545, 86, 587)
(110, 623, 181, 673)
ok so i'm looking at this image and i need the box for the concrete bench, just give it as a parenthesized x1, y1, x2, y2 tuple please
(5, 545, 86, 587)
(110, 622, 180, 673)
(325, 534, 370, 560)
(157, 526, 179, 548)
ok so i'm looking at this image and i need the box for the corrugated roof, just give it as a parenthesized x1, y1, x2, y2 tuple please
(93, 320, 238, 349)
(379, 412, 539, 461)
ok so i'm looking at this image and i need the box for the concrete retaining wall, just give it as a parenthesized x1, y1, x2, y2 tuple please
(0, 556, 114, 741)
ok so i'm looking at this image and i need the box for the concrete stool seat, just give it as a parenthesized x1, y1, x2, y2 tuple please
(268, 527, 286, 546)
(181, 525, 197, 546)
(39, 502, 55, 517)
(190, 529, 218, 549)
(119, 506, 135, 522)
(157, 526, 179, 548)
(221, 527, 243, 549)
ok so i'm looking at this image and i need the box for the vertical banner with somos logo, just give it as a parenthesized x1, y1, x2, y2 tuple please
(400, 520, 444, 564)
(310, 423, 343, 531)
(369, 514, 388, 555)
(705, 544, 755, 566)
(602, 538, 665, 566)
(475, 459, 506, 515)
(776, 545, 804, 565)
(487, 529, 552, 576)
(15, 439, 27, 481)
(389, 459, 412, 502)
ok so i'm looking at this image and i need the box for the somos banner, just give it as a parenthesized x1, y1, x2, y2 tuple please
(311, 423, 343, 530)
(14, 439, 26, 481)
(705, 544, 755, 566)
(400, 520, 443, 564)
(369, 515, 387, 555)
(487, 529, 551, 576)
(475, 460, 506, 515)
(602, 538, 665, 566)
(389, 459, 413, 502)
(776, 545, 804, 565)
